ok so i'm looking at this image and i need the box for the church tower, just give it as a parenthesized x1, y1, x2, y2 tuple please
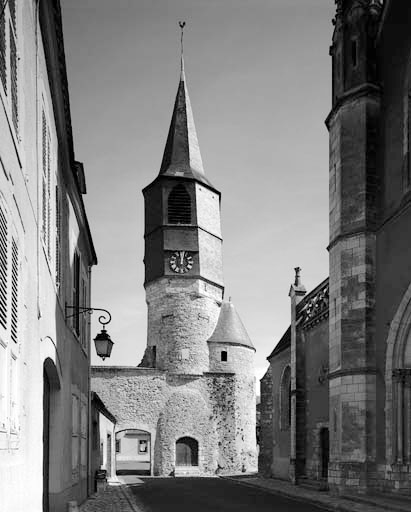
(326, 0, 382, 492)
(140, 56, 224, 375)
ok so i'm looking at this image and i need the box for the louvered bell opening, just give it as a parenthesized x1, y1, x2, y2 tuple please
(0, 206, 7, 329)
(168, 184, 191, 224)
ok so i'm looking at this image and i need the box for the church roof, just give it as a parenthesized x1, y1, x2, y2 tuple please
(159, 58, 214, 188)
(208, 300, 255, 350)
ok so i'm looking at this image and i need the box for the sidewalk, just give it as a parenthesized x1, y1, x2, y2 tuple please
(222, 474, 411, 512)
(78, 481, 145, 512)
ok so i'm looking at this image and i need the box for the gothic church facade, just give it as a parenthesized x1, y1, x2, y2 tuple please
(92, 59, 257, 476)
(260, 0, 411, 496)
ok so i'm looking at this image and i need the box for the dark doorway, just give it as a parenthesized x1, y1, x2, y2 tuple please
(320, 428, 329, 479)
(176, 437, 198, 467)
(43, 369, 50, 512)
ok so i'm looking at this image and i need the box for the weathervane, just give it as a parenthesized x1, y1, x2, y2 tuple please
(179, 21, 186, 58)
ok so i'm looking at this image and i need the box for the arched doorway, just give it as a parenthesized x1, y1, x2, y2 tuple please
(43, 369, 50, 512)
(43, 358, 60, 512)
(176, 437, 198, 467)
(115, 429, 151, 475)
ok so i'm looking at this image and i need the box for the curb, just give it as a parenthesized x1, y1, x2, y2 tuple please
(220, 476, 394, 512)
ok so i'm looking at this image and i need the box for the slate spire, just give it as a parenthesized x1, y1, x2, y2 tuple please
(208, 300, 255, 350)
(159, 26, 213, 187)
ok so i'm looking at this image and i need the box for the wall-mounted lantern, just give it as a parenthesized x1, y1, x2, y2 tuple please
(65, 305, 114, 360)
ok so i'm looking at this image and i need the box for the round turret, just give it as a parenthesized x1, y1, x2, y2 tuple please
(207, 299, 255, 375)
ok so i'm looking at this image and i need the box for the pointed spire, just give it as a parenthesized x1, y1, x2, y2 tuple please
(208, 300, 255, 350)
(159, 23, 213, 188)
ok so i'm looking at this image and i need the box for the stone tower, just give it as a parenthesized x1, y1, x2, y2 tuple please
(92, 52, 257, 476)
(140, 57, 224, 375)
(326, 0, 382, 492)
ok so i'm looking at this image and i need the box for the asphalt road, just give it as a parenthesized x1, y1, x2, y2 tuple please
(126, 477, 326, 512)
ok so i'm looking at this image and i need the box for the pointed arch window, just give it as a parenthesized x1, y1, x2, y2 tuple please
(168, 184, 191, 224)
(280, 365, 291, 431)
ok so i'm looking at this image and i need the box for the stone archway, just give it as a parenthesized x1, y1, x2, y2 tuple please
(115, 429, 151, 475)
(176, 437, 199, 467)
(385, 282, 411, 464)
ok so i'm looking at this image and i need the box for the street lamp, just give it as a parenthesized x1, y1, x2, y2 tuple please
(65, 305, 114, 360)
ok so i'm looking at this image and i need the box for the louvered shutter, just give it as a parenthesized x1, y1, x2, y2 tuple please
(55, 184, 61, 288)
(46, 130, 51, 257)
(10, 238, 18, 343)
(42, 111, 47, 245)
(9, 23, 17, 132)
(0, 10, 6, 91)
(0, 205, 7, 329)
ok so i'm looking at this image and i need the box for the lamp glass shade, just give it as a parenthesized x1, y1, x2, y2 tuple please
(93, 328, 114, 360)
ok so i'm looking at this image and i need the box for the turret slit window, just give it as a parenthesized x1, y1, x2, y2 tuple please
(168, 184, 191, 224)
(221, 350, 227, 362)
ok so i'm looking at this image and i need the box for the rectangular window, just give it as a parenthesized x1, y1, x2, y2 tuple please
(81, 278, 87, 349)
(115, 439, 121, 453)
(73, 253, 80, 335)
(72, 394, 80, 481)
(139, 439, 148, 454)
(0, 205, 8, 329)
(80, 397, 87, 477)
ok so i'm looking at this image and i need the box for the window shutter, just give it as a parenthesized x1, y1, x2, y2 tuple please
(0, 12, 6, 91)
(42, 111, 47, 245)
(8, 0, 16, 32)
(10, 238, 18, 343)
(9, 23, 17, 132)
(0, 205, 7, 329)
(46, 129, 51, 258)
(55, 185, 61, 288)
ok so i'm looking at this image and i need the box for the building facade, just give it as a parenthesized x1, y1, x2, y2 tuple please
(260, 0, 411, 496)
(92, 58, 257, 477)
(0, 2, 97, 511)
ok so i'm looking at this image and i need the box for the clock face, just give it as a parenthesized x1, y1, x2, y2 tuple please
(169, 251, 193, 274)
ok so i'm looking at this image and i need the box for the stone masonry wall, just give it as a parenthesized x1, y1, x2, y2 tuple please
(91, 366, 256, 476)
(145, 278, 222, 374)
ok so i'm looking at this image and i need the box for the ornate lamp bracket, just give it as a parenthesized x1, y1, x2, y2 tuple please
(65, 304, 112, 327)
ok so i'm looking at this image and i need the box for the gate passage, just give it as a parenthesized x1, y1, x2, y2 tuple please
(176, 437, 198, 466)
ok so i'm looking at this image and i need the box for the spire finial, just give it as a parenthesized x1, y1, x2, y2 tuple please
(294, 267, 302, 286)
(179, 21, 186, 78)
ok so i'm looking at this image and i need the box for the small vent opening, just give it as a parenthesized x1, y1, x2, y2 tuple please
(168, 184, 191, 224)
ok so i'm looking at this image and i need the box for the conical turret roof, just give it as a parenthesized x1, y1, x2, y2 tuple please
(208, 300, 255, 350)
(159, 58, 214, 188)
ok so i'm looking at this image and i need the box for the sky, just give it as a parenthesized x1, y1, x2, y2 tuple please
(61, 0, 335, 391)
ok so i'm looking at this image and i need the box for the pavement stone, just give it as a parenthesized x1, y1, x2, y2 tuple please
(222, 475, 411, 512)
(79, 482, 145, 512)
